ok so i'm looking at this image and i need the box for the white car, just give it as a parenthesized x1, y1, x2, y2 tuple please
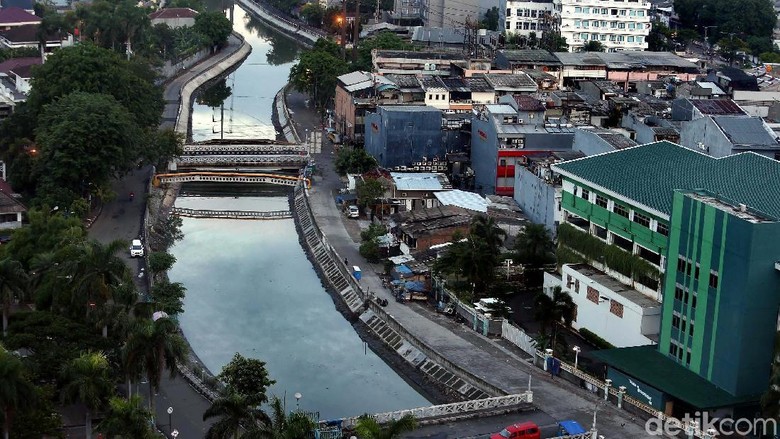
(130, 239, 144, 258)
(347, 205, 360, 218)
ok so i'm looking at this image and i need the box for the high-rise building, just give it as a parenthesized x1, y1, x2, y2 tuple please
(504, 0, 556, 38)
(557, 0, 651, 52)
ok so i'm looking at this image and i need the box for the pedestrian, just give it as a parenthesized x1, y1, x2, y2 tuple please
(344, 257, 348, 266)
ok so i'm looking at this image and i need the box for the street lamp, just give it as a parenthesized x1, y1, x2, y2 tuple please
(504, 259, 513, 280)
(573, 346, 581, 369)
(167, 406, 173, 432)
(294, 392, 302, 411)
(171, 429, 179, 438)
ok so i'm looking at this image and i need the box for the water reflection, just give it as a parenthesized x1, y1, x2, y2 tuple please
(197, 78, 233, 108)
(243, 13, 300, 66)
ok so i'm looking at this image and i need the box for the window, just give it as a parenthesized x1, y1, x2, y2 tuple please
(672, 314, 680, 329)
(669, 343, 678, 358)
(580, 188, 590, 200)
(574, 19, 581, 27)
(674, 285, 684, 301)
(575, 6, 582, 13)
(689, 321, 694, 337)
(505, 21, 511, 29)
(516, 22, 522, 29)
(709, 272, 719, 289)
(677, 256, 686, 273)
(531, 9, 537, 17)
(627, 36, 635, 43)
(593, 224, 607, 240)
(609, 300, 623, 318)
(686, 350, 691, 365)
(691, 294, 697, 309)
(656, 223, 669, 236)
(574, 279, 580, 293)
(600, 34, 606, 41)
(587, 287, 599, 304)
(583, 7, 590, 13)
(613, 204, 629, 218)
(428, 94, 433, 100)
(633, 212, 650, 227)
(636, 36, 643, 43)
(499, 159, 507, 166)
(506, 8, 511, 16)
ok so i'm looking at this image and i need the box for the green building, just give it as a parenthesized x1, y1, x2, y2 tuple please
(550, 140, 780, 415)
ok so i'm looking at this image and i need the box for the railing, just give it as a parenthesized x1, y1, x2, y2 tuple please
(172, 207, 292, 219)
(155, 172, 307, 187)
(333, 393, 533, 428)
(183, 143, 308, 154)
(176, 155, 309, 166)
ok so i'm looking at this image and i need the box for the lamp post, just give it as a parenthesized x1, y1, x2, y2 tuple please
(504, 259, 513, 280)
(167, 406, 173, 433)
(294, 392, 302, 411)
(573, 346, 581, 369)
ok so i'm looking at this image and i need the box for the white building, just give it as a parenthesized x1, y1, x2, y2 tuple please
(557, 0, 651, 52)
(545, 264, 661, 347)
(504, 0, 555, 37)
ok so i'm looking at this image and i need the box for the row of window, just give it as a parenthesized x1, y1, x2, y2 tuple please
(575, 33, 645, 43)
(577, 187, 667, 235)
(669, 341, 691, 366)
(671, 312, 695, 337)
(574, 20, 648, 30)
(575, 281, 625, 318)
(676, 256, 719, 288)
(572, 6, 646, 16)
(427, 93, 446, 101)
(674, 284, 697, 309)
(508, 21, 541, 30)
(506, 8, 547, 17)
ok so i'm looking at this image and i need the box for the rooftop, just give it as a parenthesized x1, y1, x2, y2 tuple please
(384, 74, 423, 90)
(411, 26, 465, 45)
(379, 105, 440, 113)
(464, 76, 492, 92)
(418, 75, 447, 90)
(592, 130, 638, 150)
(591, 346, 759, 409)
(434, 189, 489, 213)
(499, 49, 561, 66)
(711, 116, 779, 147)
(0, 56, 39, 77)
(440, 77, 470, 93)
(148, 7, 199, 19)
(690, 99, 745, 116)
(513, 94, 545, 112)
(390, 172, 452, 191)
(393, 205, 472, 238)
(482, 73, 537, 91)
(337, 71, 397, 93)
(0, 24, 62, 44)
(561, 51, 698, 70)
(485, 103, 517, 115)
(374, 50, 466, 61)
(568, 264, 660, 308)
(553, 140, 780, 219)
(0, 7, 39, 24)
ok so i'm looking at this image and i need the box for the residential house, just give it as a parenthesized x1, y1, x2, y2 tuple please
(388, 172, 452, 211)
(494, 49, 562, 74)
(422, 0, 480, 28)
(554, 51, 700, 88)
(334, 71, 401, 143)
(0, 24, 70, 52)
(392, 205, 473, 254)
(364, 106, 448, 168)
(499, 94, 546, 123)
(0, 7, 39, 29)
(0, 178, 24, 229)
(0, 56, 39, 115)
(410, 27, 466, 49)
(557, 0, 650, 52)
(1, 0, 34, 14)
(549, 140, 780, 415)
(572, 127, 637, 155)
(419, 76, 450, 110)
(482, 73, 538, 97)
(372, 49, 467, 76)
(471, 103, 574, 196)
(149, 7, 198, 28)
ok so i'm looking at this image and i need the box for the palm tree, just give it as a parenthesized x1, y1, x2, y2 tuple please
(0, 346, 36, 439)
(534, 286, 576, 351)
(122, 316, 186, 416)
(60, 352, 115, 439)
(203, 393, 267, 439)
(354, 414, 417, 439)
(0, 259, 29, 337)
(514, 224, 555, 266)
(469, 215, 506, 254)
(97, 395, 155, 439)
(244, 396, 315, 439)
(67, 239, 134, 337)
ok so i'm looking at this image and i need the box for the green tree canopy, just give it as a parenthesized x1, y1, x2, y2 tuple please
(98, 396, 156, 439)
(289, 39, 349, 108)
(356, 178, 386, 208)
(480, 7, 499, 31)
(194, 10, 233, 48)
(355, 414, 417, 439)
(197, 78, 233, 108)
(581, 40, 605, 52)
(218, 353, 275, 406)
(27, 42, 163, 128)
(34, 92, 143, 199)
(334, 147, 377, 175)
(0, 345, 37, 438)
(354, 32, 412, 72)
(60, 351, 115, 439)
(674, 0, 776, 39)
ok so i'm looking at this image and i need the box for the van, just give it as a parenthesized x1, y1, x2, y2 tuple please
(473, 297, 511, 318)
(130, 239, 144, 258)
(347, 205, 360, 218)
(490, 422, 540, 439)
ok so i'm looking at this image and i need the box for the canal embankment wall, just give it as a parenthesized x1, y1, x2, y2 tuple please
(235, 0, 325, 47)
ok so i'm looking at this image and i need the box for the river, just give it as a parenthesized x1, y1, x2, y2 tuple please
(168, 6, 430, 420)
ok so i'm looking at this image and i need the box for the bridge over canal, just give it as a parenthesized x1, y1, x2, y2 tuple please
(154, 171, 309, 187)
(172, 207, 292, 219)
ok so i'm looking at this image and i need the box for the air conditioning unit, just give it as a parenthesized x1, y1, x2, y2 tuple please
(413, 166, 420, 171)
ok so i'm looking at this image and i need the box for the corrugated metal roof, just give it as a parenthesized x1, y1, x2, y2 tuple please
(553, 140, 780, 218)
(391, 172, 451, 191)
(411, 26, 466, 44)
(712, 116, 780, 146)
(483, 73, 537, 91)
(434, 190, 489, 212)
(691, 99, 745, 115)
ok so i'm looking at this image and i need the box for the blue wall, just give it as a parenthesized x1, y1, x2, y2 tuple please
(514, 167, 558, 233)
(364, 106, 447, 168)
(471, 117, 499, 194)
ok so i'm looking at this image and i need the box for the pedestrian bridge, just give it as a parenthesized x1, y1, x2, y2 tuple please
(174, 154, 309, 168)
(183, 142, 308, 155)
(172, 207, 292, 219)
(153, 172, 309, 187)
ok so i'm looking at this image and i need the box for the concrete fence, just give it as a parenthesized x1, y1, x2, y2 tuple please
(501, 320, 537, 356)
(158, 47, 211, 80)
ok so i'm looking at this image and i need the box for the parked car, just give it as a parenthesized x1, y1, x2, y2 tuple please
(328, 132, 342, 144)
(490, 422, 540, 439)
(556, 420, 586, 436)
(130, 239, 144, 258)
(347, 205, 360, 218)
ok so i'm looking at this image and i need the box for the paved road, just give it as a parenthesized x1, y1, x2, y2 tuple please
(88, 36, 247, 439)
(284, 90, 651, 439)
(401, 411, 563, 439)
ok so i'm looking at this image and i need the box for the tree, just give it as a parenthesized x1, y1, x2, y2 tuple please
(246, 396, 316, 439)
(150, 281, 186, 315)
(0, 208, 85, 268)
(34, 92, 143, 202)
(300, 3, 324, 28)
(26, 42, 163, 129)
(203, 392, 267, 439)
(469, 216, 506, 255)
(581, 40, 605, 52)
(480, 7, 499, 31)
(674, 0, 776, 40)
(97, 395, 155, 439)
(514, 224, 554, 266)
(647, 21, 675, 51)
(289, 39, 349, 108)
(534, 286, 575, 351)
(0, 259, 28, 337)
(122, 317, 186, 415)
(148, 252, 177, 274)
(334, 148, 377, 175)
(60, 352, 115, 439)
(194, 11, 233, 49)
(0, 346, 36, 439)
(356, 178, 386, 208)
(540, 31, 568, 52)
(354, 414, 417, 439)
(353, 32, 412, 72)
(218, 353, 275, 407)
(359, 239, 381, 263)
(717, 36, 748, 65)
(198, 78, 233, 108)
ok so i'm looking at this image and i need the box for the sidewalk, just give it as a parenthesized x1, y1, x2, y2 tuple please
(284, 92, 650, 438)
(88, 35, 249, 438)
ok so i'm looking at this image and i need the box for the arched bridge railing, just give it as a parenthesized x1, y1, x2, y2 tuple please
(172, 207, 292, 219)
(175, 155, 309, 167)
(153, 172, 310, 188)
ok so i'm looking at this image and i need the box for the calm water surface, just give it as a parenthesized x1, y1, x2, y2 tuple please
(171, 8, 430, 419)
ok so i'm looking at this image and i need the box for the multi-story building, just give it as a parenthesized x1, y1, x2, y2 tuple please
(548, 140, 780, 415)
(392, 0, 480, 27)
(557, 0, 651, 52)
(504, 0, 556, 37)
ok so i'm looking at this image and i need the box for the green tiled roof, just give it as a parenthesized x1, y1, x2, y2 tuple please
(554, 141, 780, 218)
(591, 346, 759, 409)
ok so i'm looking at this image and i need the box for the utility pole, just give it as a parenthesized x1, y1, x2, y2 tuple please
(352, 0, 361, 62)
(340, 0, 348, 59)
(702, 25, 716, 68)
(374, 0, 380, 22)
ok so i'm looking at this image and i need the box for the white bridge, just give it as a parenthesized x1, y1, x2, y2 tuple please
(183, 143, 308, 155)
(172, 207, 292, 219)
(154, 172, 307, 187)
(174, 154, 309, 167)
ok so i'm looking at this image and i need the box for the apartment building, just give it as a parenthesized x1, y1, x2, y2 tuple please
(558, 0, 651, 52)
(504, 0, 556, 37)
(547, 140, 780, 414)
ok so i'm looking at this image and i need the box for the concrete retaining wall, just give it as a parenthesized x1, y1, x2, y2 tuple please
(236, 0, 324, 47)
(159, 48, 211, 80)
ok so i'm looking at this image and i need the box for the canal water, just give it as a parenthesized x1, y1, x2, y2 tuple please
(169, 6, 430, 420)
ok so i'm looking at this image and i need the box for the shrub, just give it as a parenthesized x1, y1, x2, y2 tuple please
(579, 328, 615, 350)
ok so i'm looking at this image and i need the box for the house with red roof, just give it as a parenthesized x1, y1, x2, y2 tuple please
(0, 177, 25, 230)
(149, 7, 198, 28)
(0, 24, 71, 52)
(0, 7, 39, 29)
